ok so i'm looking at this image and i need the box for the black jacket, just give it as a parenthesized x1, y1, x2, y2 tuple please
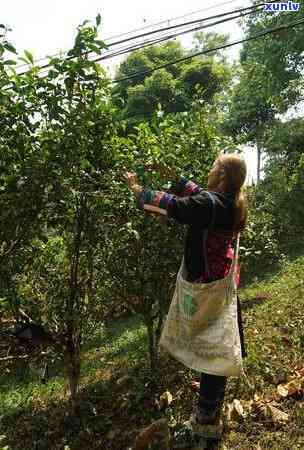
(167, 190, 236, 281)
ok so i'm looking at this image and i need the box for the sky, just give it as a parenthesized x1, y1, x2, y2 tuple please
(2, 0, 249, 59)
(2, 0, 259, 183)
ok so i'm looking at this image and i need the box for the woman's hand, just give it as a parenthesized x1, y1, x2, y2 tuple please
(122, 171, 139, 190)
(122, 171, 142, 197)
(123, 170, 167, 224)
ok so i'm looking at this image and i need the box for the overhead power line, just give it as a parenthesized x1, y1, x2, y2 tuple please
(105, 0, 245, 42)
(34, 5, 266, 79)
(112, 16, 304, 84)
(89, 7, 264, 67)
(16, 1, 271, 76)
(15, 0, 247, 70)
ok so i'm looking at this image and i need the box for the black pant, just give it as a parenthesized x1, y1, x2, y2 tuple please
(199, 372, 227, 413)
(199, 295, 246, 413)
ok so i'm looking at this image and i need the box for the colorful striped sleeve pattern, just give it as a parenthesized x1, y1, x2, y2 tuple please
(138, 177, 202, 211)
(138, 189, 174, 211)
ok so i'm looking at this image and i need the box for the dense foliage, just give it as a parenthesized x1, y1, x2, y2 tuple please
(112, 35, 232, 121)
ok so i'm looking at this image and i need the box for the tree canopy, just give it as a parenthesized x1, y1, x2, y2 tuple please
(112, 34, 232, 120)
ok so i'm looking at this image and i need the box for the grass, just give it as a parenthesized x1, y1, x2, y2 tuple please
(224, 253, 304, 449)
(0, 249, 304, 449)
(82, 314, 147, 367)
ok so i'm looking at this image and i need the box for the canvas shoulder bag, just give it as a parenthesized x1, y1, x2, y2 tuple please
(160, 192, 243, 377)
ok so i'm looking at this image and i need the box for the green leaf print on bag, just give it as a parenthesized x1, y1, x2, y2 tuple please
(183, 293, 197, 318)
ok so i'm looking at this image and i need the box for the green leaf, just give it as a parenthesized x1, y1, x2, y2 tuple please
(87, 43, 102, 55)
(4, 42, 17, 54)
(48, 57, 62, 65)
(96, 13, 101, 27)
(95, 39, 108, 50)
(24, 49, 34, 65)
(18, 57, 30, 65)
(4, 60, 17, 65)
(47, 69, 59, 79)
(80, 159, 92, 170)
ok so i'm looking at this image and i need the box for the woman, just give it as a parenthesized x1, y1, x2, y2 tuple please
(123, 153, 247, 431)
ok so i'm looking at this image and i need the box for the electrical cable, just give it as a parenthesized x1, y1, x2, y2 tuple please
(15, 0, 248, 70)
(15, 1, 271, 76)
(35, 6, 264, 79)
(89, 7, 264, 67)
(5, 2, 302, 98)
(112, 16, 304, 84)
(86, 2, 267, 54)
(105, 0, 246, 42)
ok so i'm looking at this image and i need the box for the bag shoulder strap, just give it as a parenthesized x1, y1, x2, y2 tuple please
(232, 232, 241, 271)
(202, 192, 217, 279)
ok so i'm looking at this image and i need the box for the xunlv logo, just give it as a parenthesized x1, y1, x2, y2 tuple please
(264, 1, 300, 11)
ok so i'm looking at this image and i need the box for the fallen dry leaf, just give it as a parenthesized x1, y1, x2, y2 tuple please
(281, 335, 292, 346)
(254, 393, 260, 402)
(271, 372, 287, 385)
(191, 380, 200, 391)
(277, 378, 303, 398)
(175, 388, 184, 399)
(254, 401, 289, 425)
(159, 390, 173, 409)
(134, 418, 169, 450)
(116, 374, 131, 385)
(226, 399, 246, 423)
(253, 293, 269, 303)
(264, 404, 289, 424)
(242, 399, 254, 411)
(233, 399, 245, 418)
(168, 416, 177, 428)
(268, 343, 277, 352)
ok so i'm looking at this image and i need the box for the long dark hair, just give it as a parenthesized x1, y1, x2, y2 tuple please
(218, 154, 248, 233)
